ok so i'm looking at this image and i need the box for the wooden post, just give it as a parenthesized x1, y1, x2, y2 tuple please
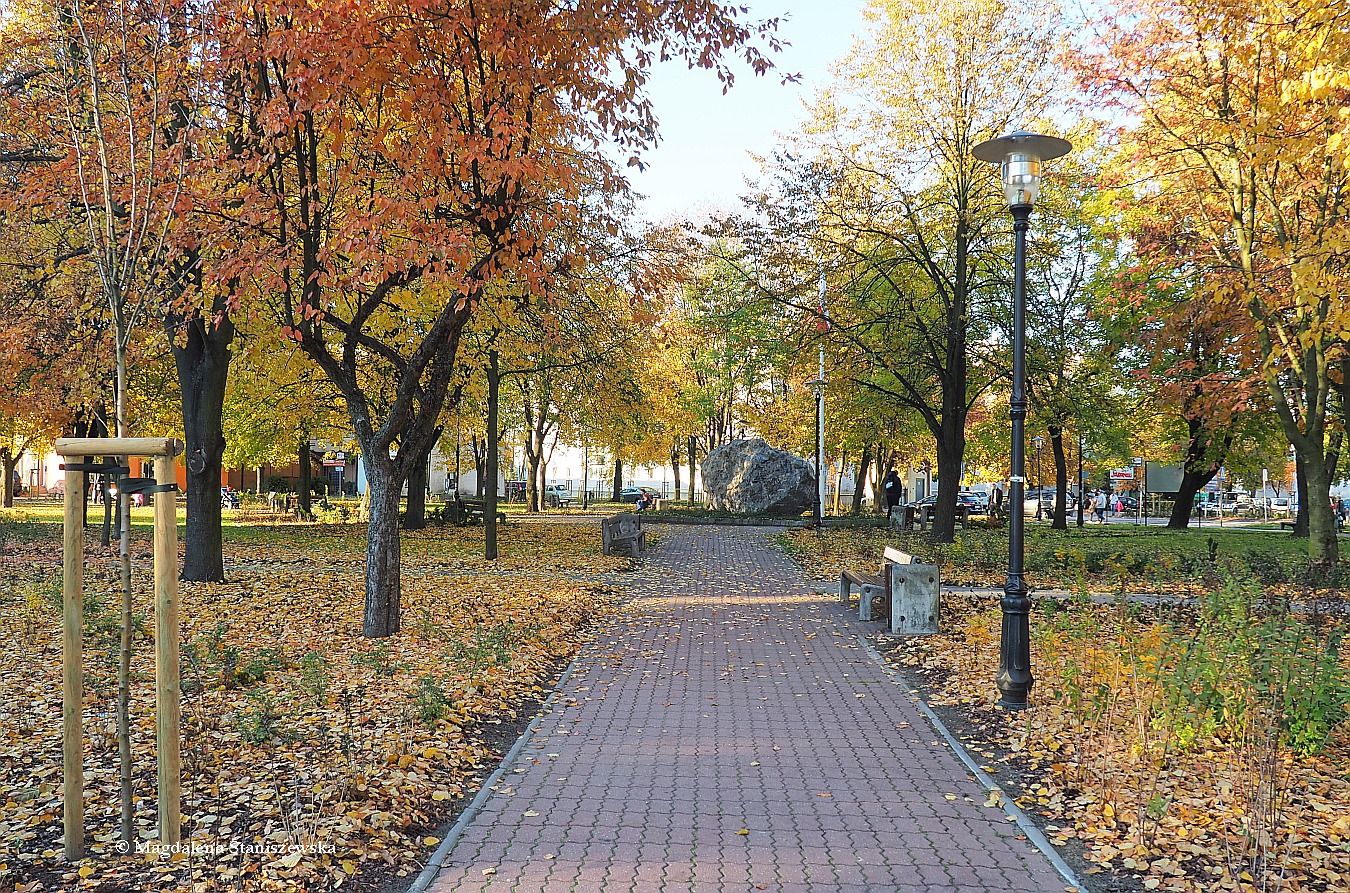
(54, 437, 181, 855)
(62, 457, 85, 861)
(153, 453, 181, 845)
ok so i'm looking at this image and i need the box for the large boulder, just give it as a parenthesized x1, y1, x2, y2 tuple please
(700, 438, 816, 515)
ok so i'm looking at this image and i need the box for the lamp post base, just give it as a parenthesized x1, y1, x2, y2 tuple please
(996, 578, 1033, 709)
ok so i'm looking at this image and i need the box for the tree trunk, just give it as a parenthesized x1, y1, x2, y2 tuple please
(362, 459, 402, 637)
(485, 349, 500, 561)
(523, 437, 541, 513)
(169, 311, 235, 582)
(297, 437, 312, 518)
(851, 446, 872, 515)
(929, 410, 967, 543)
(1164, 418, 1227, 530)
(671, 443, 682, 503)
(0, 447, 18, 507)
(472, 435, 486, 497)
(403, 447, 430, 530)
(612, 458, 623, 502)
(1049, 425, 1068, 530)
(1166, 468, 1217, 529)
(1304, 451, 1339, 566)
(686, 436, 698, 503)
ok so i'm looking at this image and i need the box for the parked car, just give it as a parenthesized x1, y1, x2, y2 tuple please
(619, 486, 661, 504)
(911, 492, 985, 514)
(543, 483, 571, 507)
(960, 490, 989, 513)
(1024, 488, 1077, 516)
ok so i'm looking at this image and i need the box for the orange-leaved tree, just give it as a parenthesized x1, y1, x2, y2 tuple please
(1078, 0, 1350, 564)
(214, 0, 784, 636)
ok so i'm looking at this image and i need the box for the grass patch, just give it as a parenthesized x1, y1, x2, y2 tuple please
(779, 525, 1350, 592)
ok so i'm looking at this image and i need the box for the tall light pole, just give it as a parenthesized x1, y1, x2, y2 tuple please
(807, 376, 825, 528)
(808, 271, 828, 529)
(973, 130, 1072, 710)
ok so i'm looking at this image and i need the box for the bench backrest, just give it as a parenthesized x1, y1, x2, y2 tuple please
(604, 513, 640, 539)
(883, 546, 914, 565)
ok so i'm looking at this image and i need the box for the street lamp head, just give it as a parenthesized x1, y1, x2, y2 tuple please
(972, 130, 1072, 209)
(805, 377, 826, 397)
(1032, 435, 1045, 449)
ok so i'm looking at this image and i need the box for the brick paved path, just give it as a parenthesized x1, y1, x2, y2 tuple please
(423, 526, 1066, 893)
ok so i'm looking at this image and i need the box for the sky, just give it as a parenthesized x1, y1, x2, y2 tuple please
(628, 0, 868, 222)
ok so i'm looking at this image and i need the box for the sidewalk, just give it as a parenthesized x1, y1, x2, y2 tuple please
(420, 526, 1068, 893)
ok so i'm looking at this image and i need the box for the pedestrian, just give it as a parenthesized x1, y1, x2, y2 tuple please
(882, 466, 903, 521)
(1114, 493, 1123, 516)
(1095, 491, 1107, 523)
(992, 482, 1004, 516)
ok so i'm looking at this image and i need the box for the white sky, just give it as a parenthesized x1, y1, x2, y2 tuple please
(629, 0, 867, 222)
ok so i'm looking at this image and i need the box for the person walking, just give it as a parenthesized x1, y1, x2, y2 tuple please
(883, 466, 903, 521)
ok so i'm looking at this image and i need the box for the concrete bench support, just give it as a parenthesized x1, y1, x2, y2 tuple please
(887, 561, 940, 635)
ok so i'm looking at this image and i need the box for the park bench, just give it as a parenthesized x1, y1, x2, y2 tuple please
(891, 502, 966, 529)
(893, 503, 969, 532)
(601, 512, 645, 557)
(459, 497, 507, 525)
(840, 546, 940, 635)
(1280, 519, 1296, 530)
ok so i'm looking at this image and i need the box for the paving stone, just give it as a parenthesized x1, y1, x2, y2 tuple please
(423, 526, 1065, 892)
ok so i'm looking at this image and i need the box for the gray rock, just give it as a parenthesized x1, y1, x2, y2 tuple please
(700, 438, 817, 515)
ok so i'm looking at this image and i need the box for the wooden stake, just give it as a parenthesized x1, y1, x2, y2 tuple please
(153, 454, 182, 845)
(62, 458, 85, 861)
(55, 436, 178, 458)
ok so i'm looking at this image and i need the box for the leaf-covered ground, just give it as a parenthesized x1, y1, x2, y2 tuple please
(0, 509, 629, 892)
(875, 595, 1350, 893)
(777, 526, 1350, 893)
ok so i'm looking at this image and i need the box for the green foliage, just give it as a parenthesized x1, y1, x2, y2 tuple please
(235, 689, 285, 745)
(413, 676, 450, 727)
(295, 650, 330, 705)
(352, 640, 403, 677)
(1151, 578, 1349, 756)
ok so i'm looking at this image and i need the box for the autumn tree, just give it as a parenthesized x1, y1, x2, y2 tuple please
(745, 0, 1066, 542)
(215, 0, 783, 635)
(1080, 0, 1350, 563)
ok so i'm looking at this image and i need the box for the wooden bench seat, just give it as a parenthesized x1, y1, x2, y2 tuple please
(841, 547, 912, 619)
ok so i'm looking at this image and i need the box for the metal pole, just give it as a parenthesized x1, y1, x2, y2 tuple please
(998, 204, 1034, 709)
(816, 344, 825, 529)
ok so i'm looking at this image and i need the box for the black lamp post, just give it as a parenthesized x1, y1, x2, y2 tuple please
(807, 376, 825, 529)
(973, 130, 1071, 710)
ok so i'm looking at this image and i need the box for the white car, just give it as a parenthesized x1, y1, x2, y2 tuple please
(543, 483, 571, 507)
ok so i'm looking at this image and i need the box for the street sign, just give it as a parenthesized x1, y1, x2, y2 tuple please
(1110, 468, 1135, 481)
(1131, 456, 1143, 466)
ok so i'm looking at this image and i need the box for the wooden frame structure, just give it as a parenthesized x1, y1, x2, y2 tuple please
(55, 437, 182, 860)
